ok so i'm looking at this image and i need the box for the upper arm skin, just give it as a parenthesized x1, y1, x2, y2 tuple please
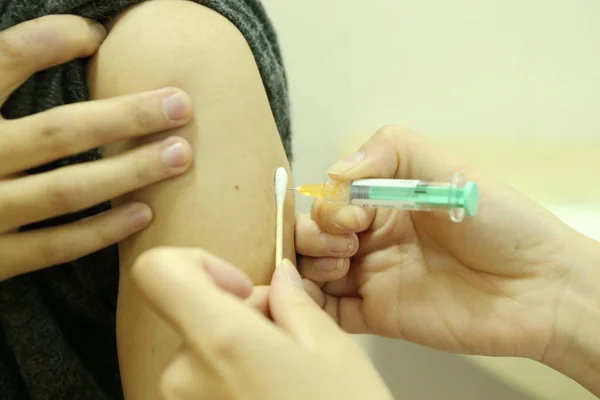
(87, 1, 296, 398)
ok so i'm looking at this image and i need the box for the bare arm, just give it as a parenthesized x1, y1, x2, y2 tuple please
(87, 1, 295, 398)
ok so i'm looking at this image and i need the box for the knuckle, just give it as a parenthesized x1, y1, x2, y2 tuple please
(0, 31, 24, 62)
(36, 111, 81, 156)
(0, 16, 97, 67)
(130, 104, 156, 133)
(131, 159, 157, 185)
(374, 125, 410, 142)
(37, 117, 63, 140)
(297, 215, 318, 236)
(128, 145, 169, 183)
(200, 321, 243, 363)
(36, 16, 99, 58)
(38, 236, 71, 267)
(90, 220, 123, 248)
(46, 177, 79, 212)
(160, 354, 219, 400)
(296, 235, 319, 256)
(210, 336, 240, 362)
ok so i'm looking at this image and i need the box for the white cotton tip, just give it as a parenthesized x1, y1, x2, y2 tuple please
(275, 167, 288, 205)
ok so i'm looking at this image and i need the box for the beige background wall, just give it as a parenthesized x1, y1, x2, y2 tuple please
(260, 1, 600, 399)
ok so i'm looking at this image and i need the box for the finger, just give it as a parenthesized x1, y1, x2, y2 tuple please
(295, 213, 358, 258)
(185, 250, 253, 300)
(245, 286, 270, 316)
(161, 350, 210, 400)
(309, 199, 374, 235)
(327, 126, 468, 183)
(321, 272, 359, 297)
(0, 202, 151, 281)
(269, 260, 347, 350)
(0, 88, 193, 176)
(354, 209, 415, 258)
(0, 15, 106, 105)
(302, 279, 370, 335)
(132, 248, 291, 362)
(302, 278, 324, 305)
(132, 247, 253, 299)
(297, 256, 349, 283)
(0, 137, 192, 232)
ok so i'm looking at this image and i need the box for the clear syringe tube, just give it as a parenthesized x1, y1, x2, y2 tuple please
(293, 173, 479, 223)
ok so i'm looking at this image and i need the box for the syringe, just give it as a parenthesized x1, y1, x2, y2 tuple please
(290, 173, 479, 223)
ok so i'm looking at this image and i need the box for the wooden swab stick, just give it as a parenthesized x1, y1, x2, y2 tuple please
(274, 167, 288, 266)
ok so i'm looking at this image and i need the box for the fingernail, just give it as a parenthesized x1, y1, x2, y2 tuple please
(313, 258, 341, 272)
(328, 150, 364, 175)
(319, 232, 353, 253)
(90, 22, 107, 41)
(127, 205, 152, 229)
(278, 259, 303, 287)
(163, 92, 192, 121)
(161, 139, 192, 169)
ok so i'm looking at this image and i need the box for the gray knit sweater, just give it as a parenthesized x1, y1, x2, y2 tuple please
(0, 1, 291, 399)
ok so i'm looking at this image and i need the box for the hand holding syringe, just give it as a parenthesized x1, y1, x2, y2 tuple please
(293, 128, 600, 398)
(289, 172, 479, 222)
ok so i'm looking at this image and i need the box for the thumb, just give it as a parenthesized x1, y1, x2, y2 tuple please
(0, 15, 106, 105)
(269, 260, 345, 350)
(327, 126, 467, 182)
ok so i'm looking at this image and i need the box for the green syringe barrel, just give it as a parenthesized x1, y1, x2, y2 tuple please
(322, 173, 479, 223)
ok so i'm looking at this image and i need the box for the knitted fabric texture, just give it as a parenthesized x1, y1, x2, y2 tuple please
(0, 1, 291, 399)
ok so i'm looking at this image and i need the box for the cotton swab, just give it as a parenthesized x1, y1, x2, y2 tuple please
(274, 167, 288, 266)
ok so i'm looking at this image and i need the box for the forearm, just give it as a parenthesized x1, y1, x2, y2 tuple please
(542, 233, 600, 396)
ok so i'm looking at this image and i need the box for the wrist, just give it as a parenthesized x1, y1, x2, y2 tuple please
(541, 233, 600, 395)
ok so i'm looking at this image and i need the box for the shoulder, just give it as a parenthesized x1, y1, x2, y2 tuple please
(105, 0, 250, 47)
(92, 0, 291, 157)
(94, 0, 254, 87)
